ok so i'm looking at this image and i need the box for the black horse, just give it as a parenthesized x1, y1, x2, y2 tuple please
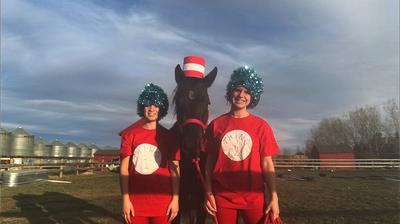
(171, 64, 217, 224)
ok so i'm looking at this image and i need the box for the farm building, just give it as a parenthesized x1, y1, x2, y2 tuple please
(93, 147, 119, 164)
(318, 145, 355, 170)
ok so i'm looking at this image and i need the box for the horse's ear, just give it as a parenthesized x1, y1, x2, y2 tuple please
(203, 67, 217, 87)
(175, 64, 184, 84)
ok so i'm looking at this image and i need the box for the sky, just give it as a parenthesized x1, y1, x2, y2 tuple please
(1, 0, 399, 152)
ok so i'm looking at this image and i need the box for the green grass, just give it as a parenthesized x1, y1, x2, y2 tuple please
(1, 172, 122, 224)
(1, 170, 399, 224)
(276, 170, 400, 223)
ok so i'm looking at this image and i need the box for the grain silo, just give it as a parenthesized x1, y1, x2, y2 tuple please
(51, 140, 66, 158)
(0, 128, 11, 156)
(34, 137, 51, 157)
(10, 127, 34, 156)
(78, 143, 90, 163)
(66, 142, 80, 157)
(78, 143, 91, 158)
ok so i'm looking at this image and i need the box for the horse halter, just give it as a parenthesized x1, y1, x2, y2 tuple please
(179, 105, 209, 130)
(181, 118, 207, 130)
(180, 114, 218, 224)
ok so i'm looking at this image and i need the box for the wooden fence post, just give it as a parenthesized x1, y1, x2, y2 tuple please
(59, 165, 64, 178)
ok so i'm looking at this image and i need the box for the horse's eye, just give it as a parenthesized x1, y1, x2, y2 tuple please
(188, 90, 195, 100)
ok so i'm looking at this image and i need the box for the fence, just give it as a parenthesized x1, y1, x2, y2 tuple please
(0, 156, 110, 178)
(1, 157, 400, 174)
(274, 158, 400, 169)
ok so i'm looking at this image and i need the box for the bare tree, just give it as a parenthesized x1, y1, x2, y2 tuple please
(306, 103, 394, 158)
(383, 99, 400, 137)
(345, 105, 383, 147)
(310, 117, 349, 147)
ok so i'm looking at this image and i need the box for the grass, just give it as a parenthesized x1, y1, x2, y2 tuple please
(276, 170, 400, 223)
(1, 169, 399, 223)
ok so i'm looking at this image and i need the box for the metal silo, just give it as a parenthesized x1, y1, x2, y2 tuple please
(78, 143, 90, 157)
(78, 143, 90, 163)
(0, 128, 11, 156)
(51, 140, 66, 158)
(66, 142, 80, 157)
(34, 137, 51, 157)
(10, 127, 34, 156)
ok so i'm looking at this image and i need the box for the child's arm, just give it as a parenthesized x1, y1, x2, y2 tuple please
(120, 156, 134, 223)
(167, 160, 180, 222)
(262, 156, 280, 220)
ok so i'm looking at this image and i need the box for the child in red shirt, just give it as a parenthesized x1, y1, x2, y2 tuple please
(204, 66, 280, 224)
(120, 83, 180, 224)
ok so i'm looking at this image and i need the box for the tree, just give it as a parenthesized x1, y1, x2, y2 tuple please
(383, 99, 400, 137)
(305, 101, 399, 159)
(310, 117, 349, 147)
(310, 145, 320, 160)
(380, 132, 400, 159)
(344, 105, 384, 158)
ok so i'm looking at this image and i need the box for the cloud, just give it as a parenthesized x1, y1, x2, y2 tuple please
(1, 0, 398, 151)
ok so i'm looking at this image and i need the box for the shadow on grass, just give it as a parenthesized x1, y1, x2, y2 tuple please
(1, 191, 121, 224)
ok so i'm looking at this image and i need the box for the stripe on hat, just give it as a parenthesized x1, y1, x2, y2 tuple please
(184, 56, 205, 66)
(183, 63, 205, 74)
(183, 70, 204, 78)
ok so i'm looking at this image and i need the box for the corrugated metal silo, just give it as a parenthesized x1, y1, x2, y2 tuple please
(51, 140, 66, 157)
(10, 127, 34, 156)
(78, 143, 91, 158)
(34, 137, 51, 157)
(66, 142, 80, 157)
(0, 128, 11, 156)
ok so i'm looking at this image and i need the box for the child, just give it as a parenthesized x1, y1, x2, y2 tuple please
(120, 83, 180, 224)
(204, 66, 280, 224)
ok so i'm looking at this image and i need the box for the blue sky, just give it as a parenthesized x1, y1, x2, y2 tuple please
(1, 0, 399, 152)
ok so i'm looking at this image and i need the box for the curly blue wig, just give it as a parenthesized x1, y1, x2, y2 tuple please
(226, 66, 264, 108)
(137, 83, 169, 120)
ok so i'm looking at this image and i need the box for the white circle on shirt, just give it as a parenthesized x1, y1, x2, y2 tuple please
(132, 143, 162, 175)
(221, 130, 252, 161)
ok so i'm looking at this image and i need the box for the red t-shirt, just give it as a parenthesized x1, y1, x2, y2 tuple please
(120, 124, 180, 217)
(205, 113, 279, 209)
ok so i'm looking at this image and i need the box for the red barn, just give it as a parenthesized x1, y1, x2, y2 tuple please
(94, 146, 120, 164)
(318, 145, 355, 170)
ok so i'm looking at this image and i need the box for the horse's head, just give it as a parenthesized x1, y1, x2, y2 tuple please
(173, 64, 217, 158)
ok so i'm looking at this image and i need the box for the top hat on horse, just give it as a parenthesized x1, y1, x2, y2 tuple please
(175, 56, 217, 87)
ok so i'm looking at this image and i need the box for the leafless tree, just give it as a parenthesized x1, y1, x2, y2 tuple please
(344, 105, 383, 152)
(383, 99, 400, 137)
(310, 117, 349, 147)
(306, 102, 397, 158)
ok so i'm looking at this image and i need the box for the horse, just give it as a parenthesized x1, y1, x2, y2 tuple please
(170, 64, 217, 224)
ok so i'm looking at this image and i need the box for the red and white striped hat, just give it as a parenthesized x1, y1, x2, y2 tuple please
(183, 56, 205, 78)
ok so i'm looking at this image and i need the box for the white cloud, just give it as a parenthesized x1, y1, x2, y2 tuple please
(2, 0, 398, 149)
(23, 99, 132, 115)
